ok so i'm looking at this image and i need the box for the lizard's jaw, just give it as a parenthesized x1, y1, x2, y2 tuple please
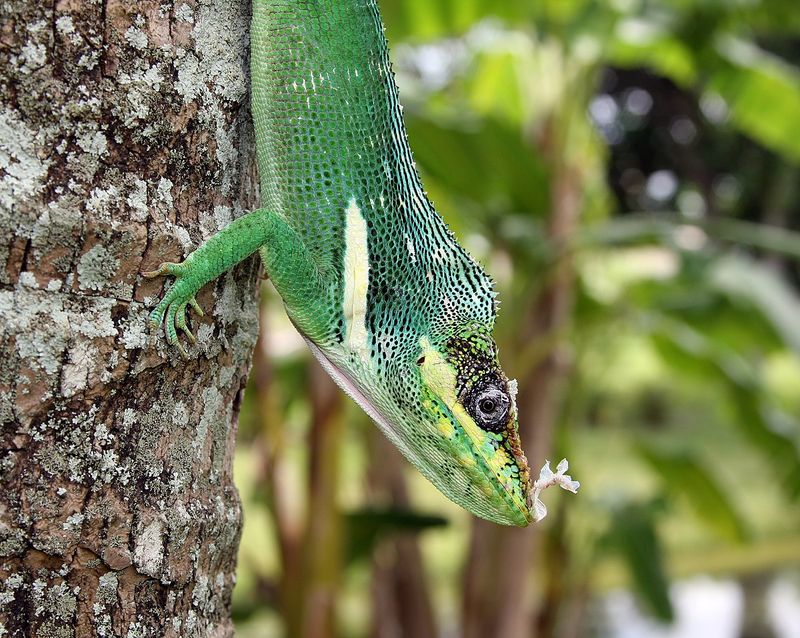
(419, 386, 532, 526)
(302, 337, 428, 470)
(303, 337, 532, 527)
(417, 338, 533, 526)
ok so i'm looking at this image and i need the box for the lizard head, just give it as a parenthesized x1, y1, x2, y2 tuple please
(413, 324, 533, 526)
(307, 318, 533, 526)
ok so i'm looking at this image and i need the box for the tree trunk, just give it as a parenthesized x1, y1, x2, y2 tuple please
(0, 0, 258, 635)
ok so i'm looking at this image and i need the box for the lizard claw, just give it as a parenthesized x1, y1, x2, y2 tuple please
(145, 260, 204, 358)
(188, 296, 204, 318)
(174, 301, 197, 345)
(165, 301, 189, 360)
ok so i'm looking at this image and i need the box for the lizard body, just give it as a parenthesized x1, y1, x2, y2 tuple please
(146, 0, 575, 526)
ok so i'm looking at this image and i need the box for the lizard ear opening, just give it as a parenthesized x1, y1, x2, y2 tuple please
(416, 355, 425, 366)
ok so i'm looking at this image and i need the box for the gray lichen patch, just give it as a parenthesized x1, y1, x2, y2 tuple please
(55, 16, 81, 45)
(120, 304, 151, 350)
(28, 203, 83, 284)
(32, 579, 78, 621)
(171, 0, 251, 199)
(0, 523, 27, 558)
(18, 42, 47, 74)
(86, 184, 123, 222)
(134, 399, 171, 487)
(1, 286, 71, 376)
(0, 107, 50, 211)
(175, 3, 195, 23)
(76, 129, 109, 158)
(92, 571, 118, 637)
(192, 0, 248, 105)
(96, 570, 118, 606)
(133, 518, 164, 578)
(124, 26, 149, 51)
(115, 63, 166, 131)
(77, 245, 121, 292)
(212, 205, 233, 232)
(125, 177, 150, 223)
(61, 340, 100, 398)
(155, 178, 174, 214)
(74, 297, 117, 339)
(194, 386, 223, 455)
(214, 272, 245, 327)
(0, 284, 135, 413)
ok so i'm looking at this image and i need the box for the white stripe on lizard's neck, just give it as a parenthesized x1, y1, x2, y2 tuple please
(342, 197, 370, 359)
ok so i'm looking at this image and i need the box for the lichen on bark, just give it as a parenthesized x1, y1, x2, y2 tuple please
(0, 1, 258, 635)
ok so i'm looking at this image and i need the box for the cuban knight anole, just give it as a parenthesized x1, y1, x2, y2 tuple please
(145, 0, 579, 526)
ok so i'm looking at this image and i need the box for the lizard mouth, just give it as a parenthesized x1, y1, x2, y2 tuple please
(424, 388, 533, 526)
(417, 338, 533, 525)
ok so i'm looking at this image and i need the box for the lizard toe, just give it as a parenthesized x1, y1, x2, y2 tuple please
(142, 261, 184, 279)
(149, 296, 170, 333)
(189, 296, 204, 318)
(146, 264, 201, 359)
(165, 302, 189, 360)
(175, 302, 197, 345)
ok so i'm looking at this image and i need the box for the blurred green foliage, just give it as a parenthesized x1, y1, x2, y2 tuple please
(234, 0, 800, 635)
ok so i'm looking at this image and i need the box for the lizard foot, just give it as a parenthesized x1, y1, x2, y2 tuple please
(144, 261, 205, 359)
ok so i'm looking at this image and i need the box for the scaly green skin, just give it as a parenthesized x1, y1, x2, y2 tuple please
(146, 0, 534, 526)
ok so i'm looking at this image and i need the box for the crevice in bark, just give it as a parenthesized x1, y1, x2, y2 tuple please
(18, 239, 31, 276)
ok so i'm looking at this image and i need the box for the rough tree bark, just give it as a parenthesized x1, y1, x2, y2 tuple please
(0, 0, 259, 635)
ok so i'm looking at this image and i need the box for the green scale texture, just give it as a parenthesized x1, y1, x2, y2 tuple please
(148, 0, 534, 526)
(251, 0, 496, 340)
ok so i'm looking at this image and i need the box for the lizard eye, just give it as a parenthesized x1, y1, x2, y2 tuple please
(479, 397, 498, 413)
(467, 382, 510, 432)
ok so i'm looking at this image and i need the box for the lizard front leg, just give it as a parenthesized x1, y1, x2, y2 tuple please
(145, 209, 327, 358)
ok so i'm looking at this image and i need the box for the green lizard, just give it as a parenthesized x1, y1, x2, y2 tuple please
(145, 0, 578, 526)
